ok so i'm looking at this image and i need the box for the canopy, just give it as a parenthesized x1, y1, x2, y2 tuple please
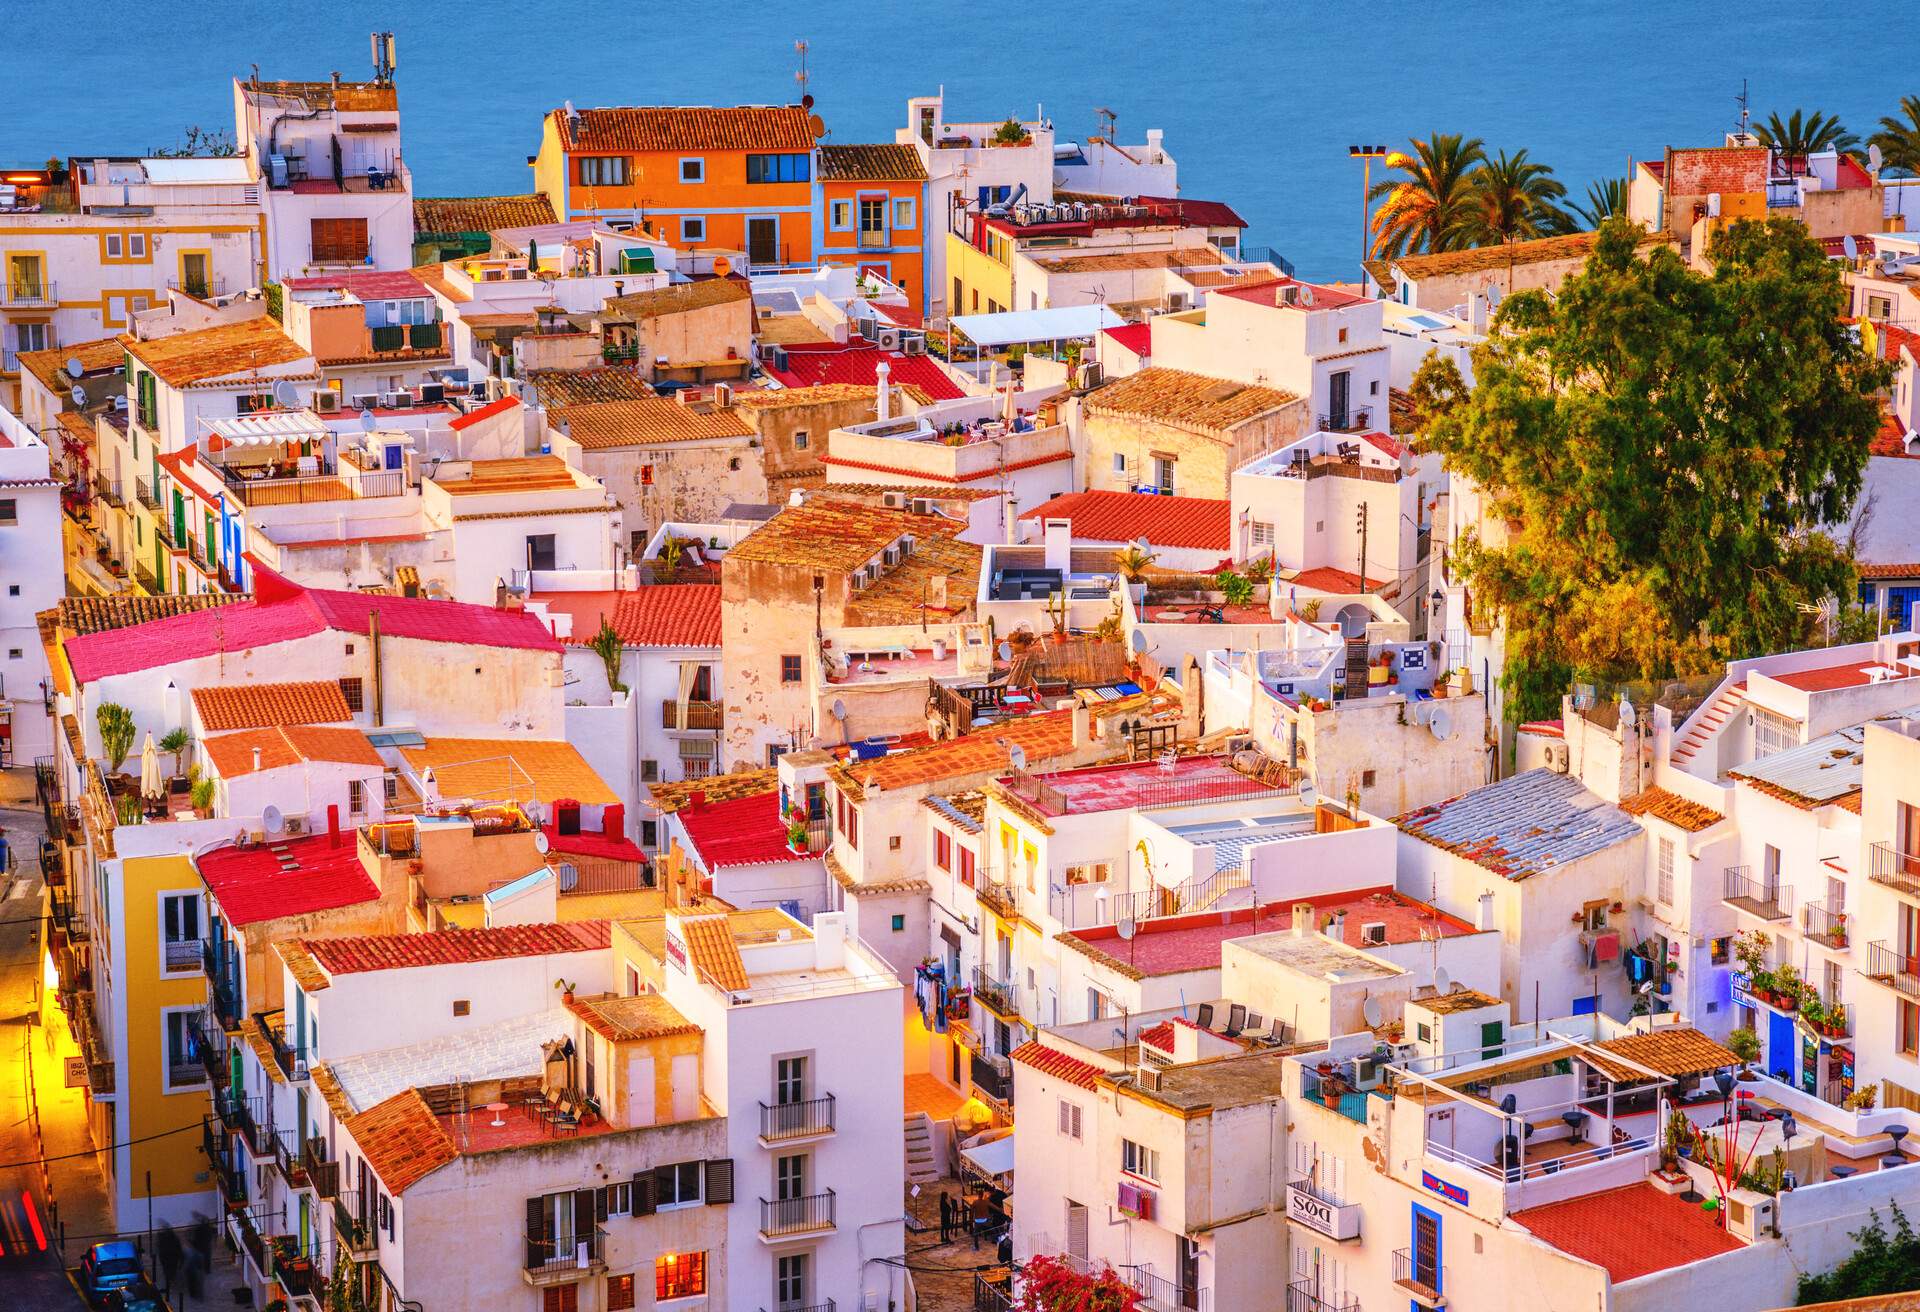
(206, 412, 329, 448)
(960, 1134, 1015, 1182)
(949, 304, 1125, 347)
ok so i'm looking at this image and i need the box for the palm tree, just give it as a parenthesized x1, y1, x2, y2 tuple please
(1112, 543, 1157, 584)
(1467, 150, 1571, 290)
(1754, 109, 1860, 167)
(1870, 96, 1920, 176)
(1367, 134, 1487, 258)
(1571, 177, 1628, 229)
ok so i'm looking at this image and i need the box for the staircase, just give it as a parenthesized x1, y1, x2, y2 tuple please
(904, 1111, 939, 1185)
(1672, 678, 1746, 769)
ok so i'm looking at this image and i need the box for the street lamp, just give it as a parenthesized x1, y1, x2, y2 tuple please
(1349, 145, 1391, 265)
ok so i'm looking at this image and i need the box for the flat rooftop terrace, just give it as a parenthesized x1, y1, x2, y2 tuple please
(1002, 754, 1277, 817)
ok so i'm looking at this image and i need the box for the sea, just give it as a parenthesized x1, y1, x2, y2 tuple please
(0, 1, 1908, 280)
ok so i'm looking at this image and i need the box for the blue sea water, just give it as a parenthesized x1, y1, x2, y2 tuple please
(0, 2, 1907, 279)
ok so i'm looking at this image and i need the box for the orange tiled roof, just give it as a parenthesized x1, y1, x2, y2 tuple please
(606, 585, 721, 648)
(603, 277, 751, 320)
(398, 736, 617, 806)
(1010, 1040, 1100, 1090)
(1666, 146, 1769, 198)
(557, 105, 818, 154)
(204, 724, 381, 778)
(728, 496, 963, 571)
(191, 680, 353, 732)
(647, 768, 779, 814)
(301, 922, 612, 977)
(553, 397, 754, 450)
(247, 79, 397, 112)
(1033, 245, 1227, 275)
(1085, 367, 1300, 435)
(733, 382, 929, 410)
(1020, 489, 1229, 551)
(16, 336, 124, 393)
(412, 194, 555, 235)
(565, 991, 701, 1042)
(1386, 232, 1645, 280)
(1619, 786, 1723, 833)
(348, 1088, 458, 1194)
(410, 263, 473, 305)
(818, 143, 928, 182)
(434, 454, 584, 496)
(1585, 1028, 1739, 1082)
(526, 368, 654, 407)
(48, 593, 242, 637)
(121, 318, 309, 389)
(840, 712, 1079, 794)
(679, 914, 751, 990)
(1510, 1181, 1744, 1283)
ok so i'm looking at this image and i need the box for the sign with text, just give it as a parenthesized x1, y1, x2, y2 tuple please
(64, 1056, 86, 1088)
(1421, 1170, 1469, 1207)
(1286, 1181, 1361, 1241)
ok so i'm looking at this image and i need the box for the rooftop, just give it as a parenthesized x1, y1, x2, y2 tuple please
(1114, 1048, 1294, 1114)
(283, 269, 432, 301)
(565, 992, 700, 1044)
(1384, 231, 1626, 280)
(553, 104, 818, 154)
(1215, 277, 1373, 312)
(1729, 709, 1920, 809)
(1020, 489, 1229, 551)
(1410, 986, 1505, 1015)
(1584, 1028, 1739, 1082)
(1509, 1182, 1744, 1283)
(1085, 367, 1299, 434)
(398, 736, 617, 806)
(120, 317, 310, 389)
(1002, 754, 1275, 817)
(1396, 769, 1642, 880)
(552, 396, 755, 450)
(763, 345, 966, 401)
(835, 711, 1081, 795)
(47, 592, 239, 638)
(1617, 785, 1724, 832)
(678, 791, 814, 870)
(728, 495, 963, 572)
(191, 680, 354, 732)
(1765, 658, 1913, 692)
(602, 276, 751, 320)
(244, 78, 398, 112)
(412, 193, 556, 235)
(817, 143, 929, 182)
(432, 454, 585, 496)
(647, 767, 779, 814)
(203, 724, 380, 778)
(15, 336, 124, 393)
(295, 922, 612, 982)
(1102, 323, 1152, 356)
(197, 831, 378, 928)
(1009, 1040, 1103, 1090)
(1667, 145, 1770, 198)
(525, 368, 654, 408)
(1030, 245, 1228, 276)
(327, 1008, 573, 1115)
(600, 584, 720, 647)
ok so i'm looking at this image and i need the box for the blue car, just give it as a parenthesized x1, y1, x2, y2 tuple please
(104, 1284, 167, 1312)
(80, 1240, 144, 1302)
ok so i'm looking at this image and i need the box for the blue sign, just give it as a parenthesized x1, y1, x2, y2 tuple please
(1730, 970, 1752, 1009)
(1421, 1171, 1469, 1206)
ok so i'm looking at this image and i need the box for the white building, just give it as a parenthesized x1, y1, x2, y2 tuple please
(0, 404, 64, 757)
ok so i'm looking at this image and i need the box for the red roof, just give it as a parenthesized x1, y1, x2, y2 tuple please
(610, 585, 721, 648)
(448, 395, 521, 431)
(542, 822, 647, 864)
(873, 303, 924, 329)
(678, 792, 812, 870)
(1837, 156, 1876, 190)
(1132, 196, 1247, 229)
(198, 831, 379, 927)
(1102, 324, 1152, 356)
(64, 565, 562, 684)
(303, 922, 612, 976)
(1137, 1020, 1176, 1050)
(1217, 277, 1372, 312)
(1879, 323, 1920, 363)
(1010, 1041, 1101, 1090)
(1286, 566, 1391, 595)
(1019, 489, 1228, 551)
(765, 345, 965, 400)
(1358, 431, 1406, 459)
(1874, 411, 1917, 458)
(1510, 1182, 1743, 1282)
(283, 269, 433, 300)
(822, 449, 1070, 484)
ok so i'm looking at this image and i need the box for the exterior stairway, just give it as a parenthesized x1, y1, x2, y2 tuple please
(904, 1110, 939, 1185)
(1671, 679, 1746, 768)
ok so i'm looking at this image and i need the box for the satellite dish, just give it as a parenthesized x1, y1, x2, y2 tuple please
(997, 642, 1013, 661)
(1008, 744, 1027, 771)
(1429, 708, 1454, 742)
(830, 698, 848, 722)
(69, 383, 88, 407)
(1619, 699, 1637, 728)
(1362, 997, 1383, 1027)
(1434, 967, 1453, 995)
(262, 804, 285, 835)
(1117, 917, 1137, 941)
(807, 113, 826, 139)
(1843, 235, 1860, 260)
(1129, 629, 1149, 653)
(272, 379, 300, 408)
(64, 356, 85, 378)
(1871, 144, 1885, 173)
(533, 831, 551, 854)
(554, 862, 579, 893)
(359, 408, 378, 432)
(1296, 778, 1316, 807)
(1485, 282, 1502, 308)
(801, 93, 816, 112)
(713, 255, 732, 277)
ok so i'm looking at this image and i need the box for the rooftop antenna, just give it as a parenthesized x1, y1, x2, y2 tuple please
(794, 40, 811, 110)
(1736, 77, 1751, 138)
(1095, 107, 1117, 145)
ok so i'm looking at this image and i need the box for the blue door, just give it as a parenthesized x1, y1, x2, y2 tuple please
(1767, 1010, 1795, 1082)
(1889, 586, 1920, 631)
(1571, 994, 1600, 1016)
(384, 443, 404, 471)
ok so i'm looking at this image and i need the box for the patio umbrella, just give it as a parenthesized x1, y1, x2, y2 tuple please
(139, 731, 162, 801)
(527, 238, 539, 273)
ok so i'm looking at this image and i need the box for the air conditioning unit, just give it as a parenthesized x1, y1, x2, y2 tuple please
(851, 572, 869, 591)
(883, 547, 899, 567)
(901, 332, 927, 356)
(856, 316, 878, 341)
(382, 391, 411, 409)
(419, 383, 445, 404)
(769, 346, 790, 373)
(1360, 921, 1388, 947)
(1167, 292, 1190, 312)
(312, 390, 341, 414)
(882, 491, 907, 509)
(283, 815, 307, 836)
(1077, 361, 1105, 389)
(875, 327, 902, 352)
(293, 1059, 310, 1081)
(910, 499, 931, 516)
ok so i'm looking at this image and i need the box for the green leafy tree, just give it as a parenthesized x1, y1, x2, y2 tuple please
(1467, 149, 1573, 288)
(1571, 178, 1628, 229)
(1753, 109, 1859, 164)
(1869, 96, 1920, 175)
(97, 702, 136, 775)
(1214, 569, 1255, 608)
(993, 118, 1029, 146)
(1428, 217, 1889, 720)
(1797, 1205, 1920, 1304)
(1368, 134, 1487, 258)
(1403, 351, 1470, 445)
(1112, 543, 1157, 583)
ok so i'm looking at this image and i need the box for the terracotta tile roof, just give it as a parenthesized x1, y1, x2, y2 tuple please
(1361, 259, 1396, 291)
(311, 1063, 354, 1121)
(447, 395, 521, 431)
(413, 194, 556, 235)
(845, 533, 982, 626)
(204, 725, 381, 778)
(1020, 489, 1229, 551)
(302, 922, 612, 977)
(1387, 232, 1625, 281)
(1010, 1041, 1100, 1090)
(1085, 367, 1300, 435)
(596, 584, 722, 647)
(679, 791, 814, 870)
(565, 991, 700, 1043)
(755, 315, 835, 346)
(1137, 1021, 1176, 1051)
(349, 1089, 459, 1194)
(280, 941, 327, 992)
(247, 79, 397, 111)
(728, 495, 965, 571)
(1872, 411, 1918, 459)
(603, 277, 751, 320)
(1510, 1182, 1743, 1283)
(556, 105, 818, 154)
(678, 914, 751, 990)
(1667, 145, 1769, 197)
(763, 346, 966, 400)
(922, 789, 988, 833)
(198, 831, 380, 928)
(1216, 277, 1374, 312)
(818, 143, 929, 182)
(733, 382, 922, 410)
(55, 412, 96, 449)
(121, 318, 310, 389)
(1585, 1028, 1739, 1082)
(16, 336, 123, 393)
(838, 711, 1082, 795)
(1032, 245, 1227, 275)
(553, 396, 754, 449)
(647, 768, 778, 814)
(433, 454, 583, 495)
(410, 263, 472, 305)
(48, 593, 242, 637)
(191, 680, 353, 732)
(1618, 786, 1723, 832)
(1835, 789, 1864, 815)
(398, 737, 617, 806)
(1285, 566, 1393, 596)
(525, 368, 654, 407)
(822, 449, 1069, 486)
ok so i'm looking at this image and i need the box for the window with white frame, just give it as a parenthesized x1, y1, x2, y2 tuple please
(681, 216, 707, 243)
(1657, 837, 1674, 906)
(160, 892, 202, 974)
(679, 158, 705, 183)
(1250, 520, 1274, 548)
(578, 156, 631, 187)
(348, 779, 366, 816)
(1121, 1138, 1160, 1182)
(162, 1006, 206, 1092)
(654, 1160, 703, 1208)
(1057, 1098, 1082, 1139)
(1753, 707, 1800, 759)
(1064, 862, 1110, 885)
(106, 234, 123, 258)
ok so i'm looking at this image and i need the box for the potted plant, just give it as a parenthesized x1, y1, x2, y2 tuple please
(1799, 993, 1826, 1032)
(97, 702, 136, 781)
(1824, 1002, 1849, 1037)
(1772, 963, 1804, 1011)
(1844, 1083, 1879, 1112)
(1830, 913, 1849, 948)
(787, 817, 810, 854)
(1661, 1105, 1693, 1172)
(160, 727, 191, 792)
(190, 778, 215, 818)
(1727, 1027, 1762, 1080)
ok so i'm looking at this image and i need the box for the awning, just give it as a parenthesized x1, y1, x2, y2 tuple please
(960, 1134, 1015, 1182)
(949, 305, 1125, 347)
(206, 412, 329, 447)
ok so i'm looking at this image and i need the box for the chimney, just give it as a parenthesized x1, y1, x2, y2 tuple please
(1043, 518, 1071, 574)
(1291, 902, 1314, 937)
(813, 911, 847, 970)
(1476, 891, 1495, 932)
(603, 802, 624, 837)
(1146, 128, 1164, 160)
(1071, 702, 1091, 749)
(327, 803, 341, 848)
(875, 361, 892, 421)
(687, 790, 706, 811)
(252, 746, 262, 772)
(927, 572, 949, 610)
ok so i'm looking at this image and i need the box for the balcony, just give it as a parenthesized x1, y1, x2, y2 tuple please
(661, 699, 724, 731)
(1286, 1282, 1358, 1312)
(164, 935, 203, 974)
(976, 875, 1020, 923)
(133, 561, 161, 594)
(765, 1303, 838, 1312)
(858, 228, 890, 249)
(1301, 1067, 1370, 1125)
(1724, 866, 1791, 920)
(759, 1189, 837, 1240)
(1317, 407, 1374, 434)
(269, 1235, 321, 1301)
(92, 474, 123, 509)
(524, 1226, 606, 1285)
(169, 275, 226, 299)
(272, 1129, 311, 1189)
(259, 1013, 309, 1081)
(1123, 1264, 1211, 1312)
(1870, 843, 1920, 901)
(972, 966, 1019, 1018)
(969, 1051, 1012, 1104)
(1392, 1249, 1445, 1306)
(133, 477, 162, 512)
(1802, 900, 1851, 951)
(3, 279, 57, 307)
(214, 1088, 264, 1147)
(333, 1194, 377, 1256)
(1285, 1177, 1362, 1241)
(302, 1136, 340, 1199)
(205, 939, 244, 1030)
(759, 1093, 837, 1143)
(193, 1016, 229, 1086)
(1866, 942, 1920, 1000)
(202, 1117, 247, 1206)
(217, 461, 406, 507)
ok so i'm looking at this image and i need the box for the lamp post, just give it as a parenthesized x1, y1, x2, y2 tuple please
(1349, 145, 1391, 265)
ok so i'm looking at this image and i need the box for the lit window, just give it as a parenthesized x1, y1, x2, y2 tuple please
(655, 1251, 706, 1300)
(606, 1274, 635, 1311)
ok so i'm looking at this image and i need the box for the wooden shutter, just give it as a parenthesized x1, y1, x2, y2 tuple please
(704, 1158, 734, 1205)
(595, 1186, 609, 1222)
(630, 1170, 656, 1216)
(573, 1188, 595, 1235)
(526, 1194, 544, 1269)
(310, 217, 370, 263)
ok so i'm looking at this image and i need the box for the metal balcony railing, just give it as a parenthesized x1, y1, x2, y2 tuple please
(217, 462, 405, 506)
(760, 1093, 836, 1141)
(1867, 942, 1920, 1000)
(661, 699, 724, 730)
(92, 473, 122, 508)
(303, 1135, 340, 1199)
(259, 1014, 308, 1080)
(766, 1303, 837, 1312)
(272, 1128, 310, 1188)
(205, 939, 244, 1029)
(972, 966, 1019, 1018)
(1724, 866, 1792, 920)
(163, 935, 202, 973)
(975, 874, 1020, 922)
(858, 229, 890, 248)
(1392, 1249, 1444, 1305)
(169, 275, 226, 298)
(202, 1117, 247, 1205)
(1286, 1281, 1358, 1312)
(760, 1189, 836, 1238)
(333, 1194, 377, 1255)
(1870, 843, 1920, 900)
(1803, 900, 1851, 950)
(1317, 407, 1373, 434)
(133, 477, 162, 511)
(1123, 1264, 1211, 1312)
(4, 279, 57, 307)
(525, 1226, 606, 1281)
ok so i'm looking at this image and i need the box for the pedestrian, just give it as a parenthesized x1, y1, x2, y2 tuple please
(938, 1191, 953, 1243)
(971, 1191, 991, 1250)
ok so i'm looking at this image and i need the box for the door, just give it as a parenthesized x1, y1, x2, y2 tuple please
(775, 1055, 806, 1106)
(1065, 1201, 1088, 1261)
(1328, 370, 1351, 428)
(748, 217, 779, 266)
(182, 252, 210, 297)
(6, 254, 42, 299)
(1177, 1237, 1200, 1308)
(1414, 1208, 1440, 1288)
(383, 443, 403, 470)
(1762, 845, 1782, 903)
(776, 1253, 809, 1310)
(1768, 1009, 1795, 1081)
(526, 533, 556, 572)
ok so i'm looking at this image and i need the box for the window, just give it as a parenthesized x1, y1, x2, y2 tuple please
(891, 914, 906, 932)
(1152, 455, 1175, 492)
(1581, 901, 1609, 932)
(128, 233, 149, 258)
(775, 1153, 806, 1199)
(338, 677, 364, 713)
(348, 779, 366, 816)
(106, 234, 123, 258)
(775, 1055, 807, 1104)
(777, 1253, 810, 1307)
(1657, 837, 1675, 905)
(889, 834, 902, 851)
(781, 654, 803, 683)
(1113, 452, 1127, 474)
(1711, 935, 1731, 965)
(655, 1252, 706, 1300)
(1902, 1000, 1920, 1058)
(766, 744, 786, 767)
(794, 429, 809, 450)
(894, 198, 917, 229)
(162, 1007, 205, 1092)
(830, 200, 852, 230)
(641, 819, 658, 847)
(959, 846, 976, 888)
(673, 157, 704, 184)
(746, 153, 810, 184)
(543, 1285, 577, 1312)
(935, 830, 952, 872)
(13, 323, 47, 352)
(526, 533, 557, 572)
(806, 782, 826, 820)
(953, 277, 963, 314)
(681, 217, 707, 243)
(383, 773, 399, 801)
(579, 157, 631, 187)
(1753, 707, 1800, 759)
(1121, 1138, 1160, 1183)
(6, 649, 17, 660)
(1058, 1098, 1082, 1139)
(1065, 862, 1110, 885)
(160, 893, 201, 974)
(452, 999, 470, 1016)
(602, 1181, 631, 1216)
(0, 499, 16, 526)
(606, 1274, 636, 1311)
(1250, 520, 1274, 547)
(310, 217, 370, 263)
(1868, 295, 1894, 321)
(655, 1160, 703, 1208)
(859, 198, 887, 234)
(1338, 327, 1349, 344)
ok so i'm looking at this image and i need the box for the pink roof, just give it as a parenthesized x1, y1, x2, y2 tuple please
(448, 395, 521, 431)
(283, 269, 433, 300)
(1004, 754, 1274, 816)
(542, 821, 647, 863)
(1358, 431, 1405, 459)
(678, 792, 812, 869)
(765, 345, 965, 400)
(1019, 489, 1228, 551)
(64, 565, 563, 684)
(199, 831, 379, 927)
(1102, 323, 1152, 356)
(304, 922, 612, 976)
(1063, 888, 1473, 976)
(1217, 277, 1372, 312)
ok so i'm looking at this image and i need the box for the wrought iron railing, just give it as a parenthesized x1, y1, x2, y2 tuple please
(1724, 866, 1791, 919)
(760, 1189, 836, 1238)
(1870, 843, 1920, 900)
(1803, 900, 1851, 950)
(1867, 941, 1920, 1000)
(972, 966, 1018, 1017)
(760, 1093, 836, 1140)
(661, 699, 724, 730)
(524, 1225, 606, 1278)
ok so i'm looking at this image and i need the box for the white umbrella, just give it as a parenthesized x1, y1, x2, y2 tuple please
(139, 731, 162, 801)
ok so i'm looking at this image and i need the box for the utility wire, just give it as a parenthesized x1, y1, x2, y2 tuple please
(0, 1118, 199, 1171)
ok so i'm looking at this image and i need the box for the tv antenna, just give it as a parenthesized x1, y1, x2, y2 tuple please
(1095, 107, 1117, 145)
(1735, 78, 1751, 138)
(794, 40, 811, 110)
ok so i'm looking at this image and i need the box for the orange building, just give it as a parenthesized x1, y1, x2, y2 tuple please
(533, 104, 820, 269)
(815, 144, 930, 312)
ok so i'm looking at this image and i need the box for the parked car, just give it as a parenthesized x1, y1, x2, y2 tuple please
(104, 1283, 167, 1312)
(79, 1240, 144, 1302)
